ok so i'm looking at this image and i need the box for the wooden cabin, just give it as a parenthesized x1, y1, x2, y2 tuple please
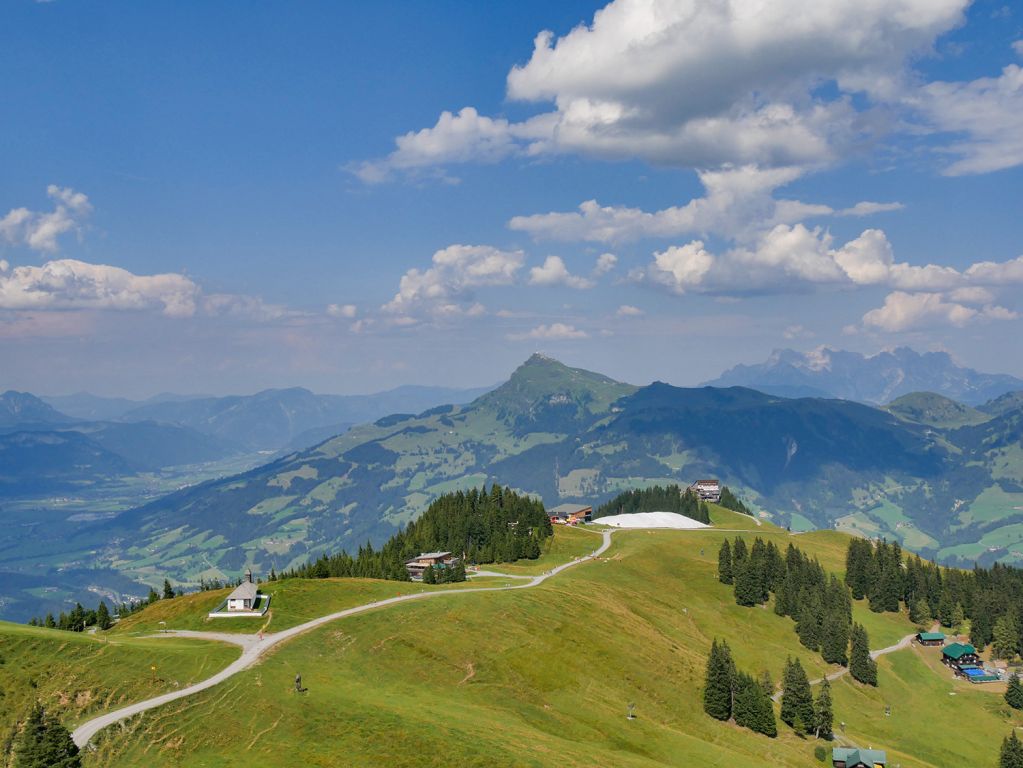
(942, 642, 980, 668)
(916, 631, 945, 646)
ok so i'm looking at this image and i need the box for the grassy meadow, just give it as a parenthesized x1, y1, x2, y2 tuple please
(81, 522, 1019, 768)
(0, 622, 238, 732)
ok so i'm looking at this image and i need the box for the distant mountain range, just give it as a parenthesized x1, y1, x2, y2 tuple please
(704, 347, 1023, 405)
(52, 354, 1021, 599)
(43, 384, 495, 452)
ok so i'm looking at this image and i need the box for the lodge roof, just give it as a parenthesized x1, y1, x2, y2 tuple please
(549, 503, 591, 515)
(412, 551, 452, 561)
(917, 631, 945, 641)
(942, 642, 977, 659)
(833, 747, 887, 765)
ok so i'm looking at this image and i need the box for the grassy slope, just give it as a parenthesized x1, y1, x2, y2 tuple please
(0, 622, 238, 732)
(84, 523, 1013, 768)
(109, 525, 594, 636)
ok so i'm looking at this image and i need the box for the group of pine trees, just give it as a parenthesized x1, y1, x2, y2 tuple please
(779, 658, 833, 739)
(703, 639, 777, 737)
(718, 536, 877, 686)
(593, 484, 710, 523)
(280, 485, 552, 582)
(718, 486, 752, 516)
(846, 538, 1023, 659)
(3, 703, 80, 767)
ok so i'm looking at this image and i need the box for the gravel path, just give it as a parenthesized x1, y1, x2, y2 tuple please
(72, 528, 612, 748)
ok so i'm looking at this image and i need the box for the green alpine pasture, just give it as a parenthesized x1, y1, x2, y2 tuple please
(79, 523, 1020, 768)
(0, 622, 238, 732)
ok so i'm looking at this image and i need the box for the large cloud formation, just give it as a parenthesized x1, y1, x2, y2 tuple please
(352, 0, 1020, 181)
(382, 244, 525, 319)
(0, 259, 199, 317)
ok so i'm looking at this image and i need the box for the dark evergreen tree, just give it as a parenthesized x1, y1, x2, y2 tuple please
(844, 538, 871, 600)
(733, 558, 760, 607)
(718, 540, 733, 585)
(1001, 731, 1023, 768)
(849, 623, 877, 686)
(95, 601, 112, 631)
(421, 564, 436, 584)
(732, 672, 777, 737)
(796, 590, 824, 651)
(813, 678, 833, 740)
(820, 609, 850, 666)
(162, 579, 174, 600)
(703, 639, 735, 721)
(1005, 672, 1023, 710)
(780, 658, 814, 730)
(12, 703, 81, 768)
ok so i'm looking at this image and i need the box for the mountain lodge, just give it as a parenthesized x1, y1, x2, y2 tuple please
(549, 504, 592, 525)
(406, 551, 458, 580)
(690, 479, 721, 503)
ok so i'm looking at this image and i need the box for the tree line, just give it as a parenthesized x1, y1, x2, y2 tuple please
(276, 485, 552, 582)
(25, 578, 186, 633)
(846, 538, 1023, 660)
(718, 536, 877, 685)
(593, 484, 710, 523)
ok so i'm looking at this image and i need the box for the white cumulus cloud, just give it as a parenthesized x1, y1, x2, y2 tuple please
(509, 165, 900, 244)
(507, 322, 589, 341)
(0, 259, 199, 317)
(616, 304, 644, 316)
(0, 185, 93, 253)
(529, 255, 595, 289)
(383, 244, 524, 318)
(861, 291, 1017, 332)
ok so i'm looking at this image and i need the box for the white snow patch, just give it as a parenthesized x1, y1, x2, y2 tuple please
(598, 511, 709, 529)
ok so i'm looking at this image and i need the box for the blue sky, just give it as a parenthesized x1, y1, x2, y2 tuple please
(1, 0, 1021, 397)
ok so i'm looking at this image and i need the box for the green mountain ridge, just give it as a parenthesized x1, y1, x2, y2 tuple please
(69, 356, 1023, 590)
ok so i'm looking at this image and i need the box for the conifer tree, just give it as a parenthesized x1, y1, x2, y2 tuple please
(849, 623, 877, 686)
(95, 601, 112, 631)
(13, 703, 81, 768)
(1005, 672, 1023, 710)
(422, 565, 436, 584)
(938, 590, 955, 627)
(733, 558, 760, 607)
(44, 614, 55, 629)
(910, 597, 930, 625)
(951, 602, 965, 631)
(1001, 731, 1023, 768)
(718, 540, 733, 585)
(813, 678, 834, 740)
(162, 579, 174, 600)
(780, 658, 814, 730)
(703, 639, 735, 721)
(732, 537, 748, 565)
(732, 671, 777, 737)
(796, 591, 824, 651)
(993, 612, 1020, 661)
(820, 609, 850, 666)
